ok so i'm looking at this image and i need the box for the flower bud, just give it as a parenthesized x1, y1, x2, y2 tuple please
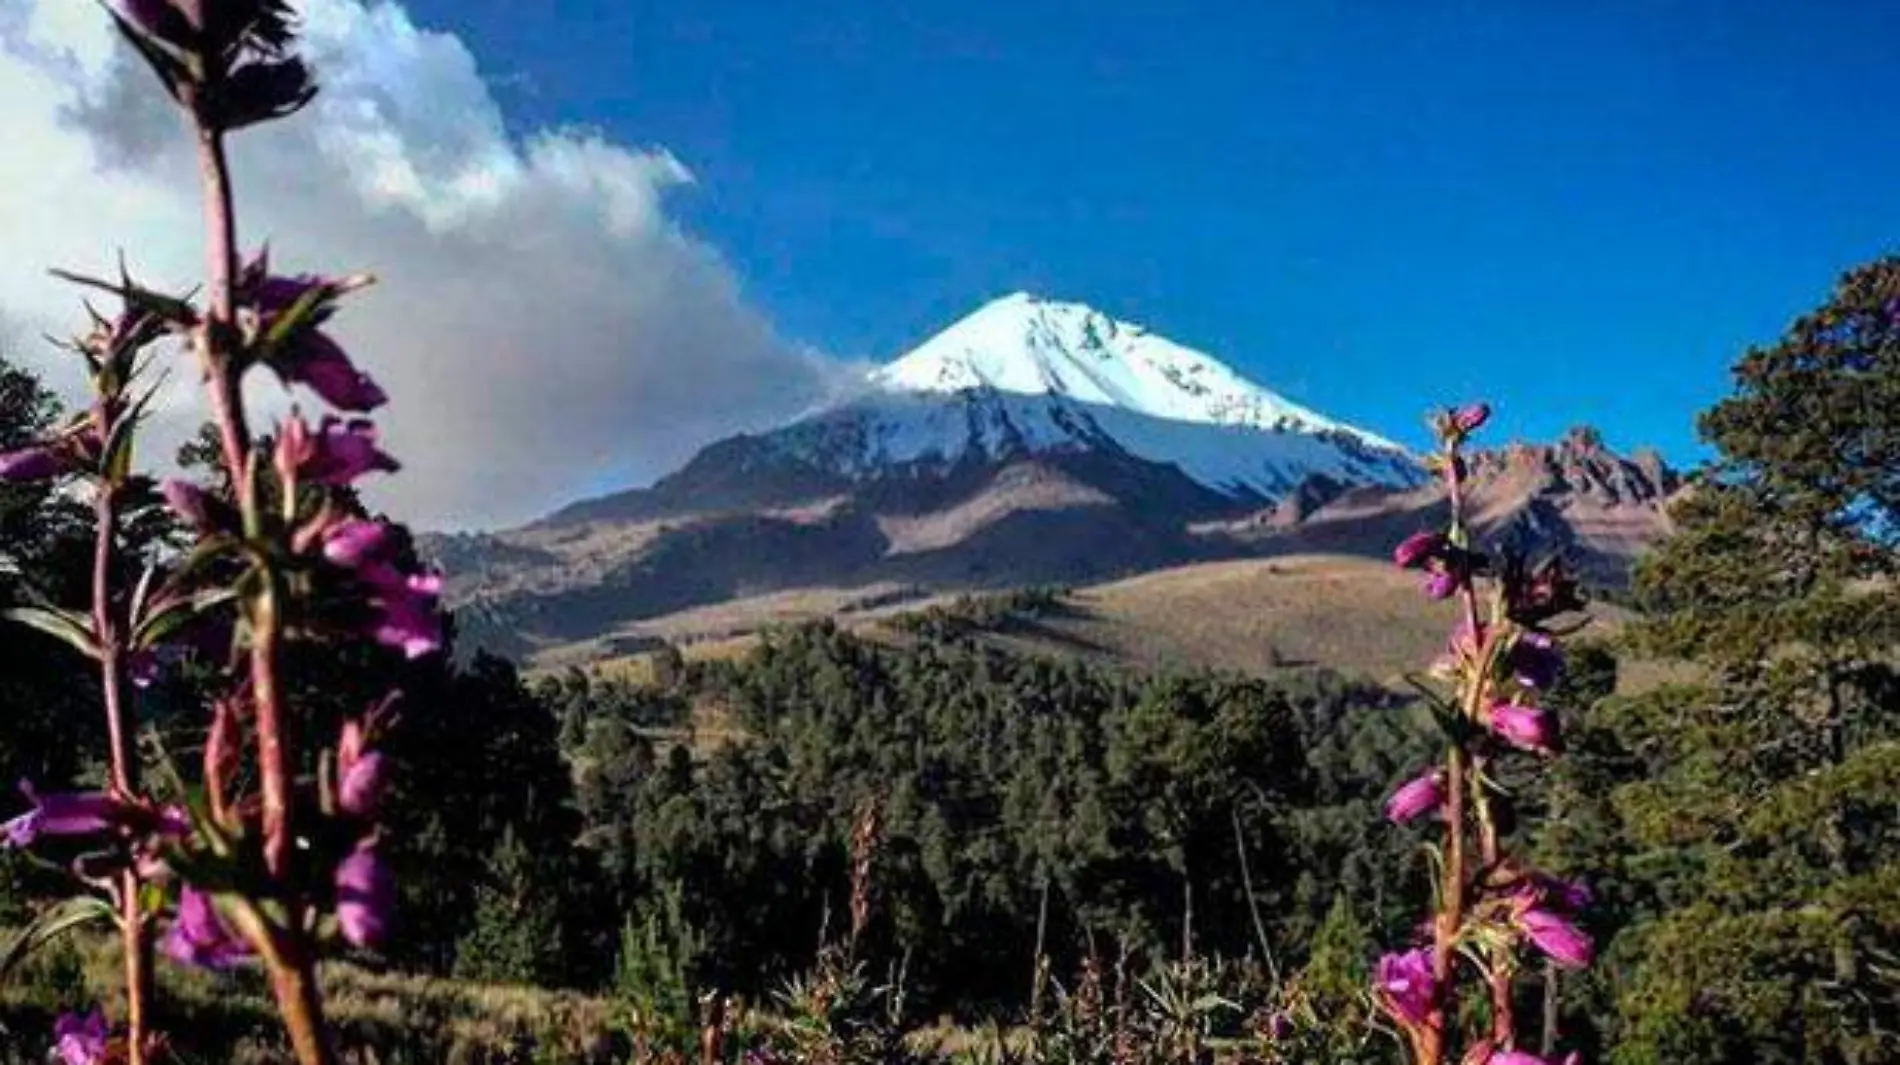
(1452, 403, 1491, 434)
(1507, 631, 1563, 690)
(1487, 703, 1557, 754)
(1393, 530, 1445, 569)
(0, 445, 66, 482)
(52, 1008, 109, 1065)
(1374, 948, 1435, 1027)
(1385, 770, 1445, 825)
(339, 751, 388, 818)
(161, 887, 251, 969)
(335, 844, 395, 949)
(1515, 906, 1593, 970)
(322, 519, 394, 569)
(276, 332, 387, 413)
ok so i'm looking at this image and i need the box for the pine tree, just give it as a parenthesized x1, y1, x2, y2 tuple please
(453, 830, 568, 986)
(1611, 257, 1900, 1064)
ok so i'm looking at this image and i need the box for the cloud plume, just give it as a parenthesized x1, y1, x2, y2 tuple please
(0, 0, 848, 529)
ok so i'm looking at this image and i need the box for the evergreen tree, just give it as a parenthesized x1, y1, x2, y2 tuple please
(1613, 257, 1900, 1065)
(453, 829, 569, 986)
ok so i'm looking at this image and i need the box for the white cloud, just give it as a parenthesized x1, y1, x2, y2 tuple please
(0, 0, 852, 529)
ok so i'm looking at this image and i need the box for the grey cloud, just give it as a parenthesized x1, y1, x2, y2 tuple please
(0, 0, 850, 529)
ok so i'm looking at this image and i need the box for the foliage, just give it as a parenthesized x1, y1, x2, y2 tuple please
(1610, 257, 1900, 1065)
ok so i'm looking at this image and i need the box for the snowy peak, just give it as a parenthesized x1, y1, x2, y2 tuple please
(872, 293, 1405, 453)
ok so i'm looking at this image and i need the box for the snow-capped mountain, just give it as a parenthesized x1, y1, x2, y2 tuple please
(625, 293, 1424, 509)
(432, 294, 1676, 663)
(877, 292, 1399, 445)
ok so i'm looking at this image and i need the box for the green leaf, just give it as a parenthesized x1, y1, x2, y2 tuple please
(258, 282, 335, 362)
(133, 586, 236, 650)
(0, 895, 115, 986)
(3, 605, 100, 659)
(47, 268, 198, 329)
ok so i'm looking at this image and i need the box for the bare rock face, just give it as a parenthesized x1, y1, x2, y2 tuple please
(1223, 425, 1680, 587)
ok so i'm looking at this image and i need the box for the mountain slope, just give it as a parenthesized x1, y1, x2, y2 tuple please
(548, 294, 1422, 526)
(430, 297, 1675, 665)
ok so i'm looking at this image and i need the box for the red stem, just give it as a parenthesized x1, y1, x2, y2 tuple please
(1445, 440, 1515, 1048)
(92, 476, 150, 1065)
(193, 124, 249, 479)
(191, 97, 332, 1065)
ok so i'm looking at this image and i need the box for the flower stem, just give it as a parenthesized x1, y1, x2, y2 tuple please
(250, 580, 291, 879)
(192, 92, 330, 1065)
(92, 478, 150, 1065)
(192, 124, 249, 480)
(1446, 449, 1515, 1045)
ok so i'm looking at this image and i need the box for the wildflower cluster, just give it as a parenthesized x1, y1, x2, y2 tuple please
(1374, 404, 1593, 1065)
(0, 2, 433, 1062)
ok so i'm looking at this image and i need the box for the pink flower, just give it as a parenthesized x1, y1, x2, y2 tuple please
(4, 784, 116, 846)
(1424, 570, 1460, 599)
(340, 751, 388, 818)
(0, 445, 65, 482)
(1394, 530, 1446, 569)
(162, 886, 252, 970)
(2, 782, 189, 850)
(52, 1009, 109, 1065)
(279, 415, 399, 486)
(1385, 770, 1444, 824)
(1516, 906, 1593, 970)
(356, 562, 443, 659)
(335, 844, 395, 949)
(276, 331, 387, 412)
(1453, 403, 1491, 433)
(1375, 948, 1435, 1026)
(322, 518, 394, 568)
(1488, 703, 1557, 754)
(1514, 872, 1591, 915)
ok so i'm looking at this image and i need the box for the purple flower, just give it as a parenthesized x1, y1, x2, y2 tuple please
(1265, 1011, 1293, 1041)
(161, 886, 252, 969)
(1488, 703, 1557, 754)
(1514, 872, 1591, 915)
(1508, 631, 1563, 690)
(335, 844, 395, 949)
(1394, 531, 1446, 569)
(281, 416, 399, 486)
(275, 331, 387, 413)
(160, 478, 235, 535)
(0, 445, 65, 482)
(52, 1009, 109, 1065)
(241, 259, 385, 412)
(3, 784, 116, 847)
(1375, 948, 1435, 1026)
(339, 751, 388, 818)
(1516, 906, 1593, 970)
(322, 518, 394, 568)
(1385, 770, 1444, 825)
(356, 562, 442, 659)
(126, 649, 160, 689)
(1423, 569, 1460, 599)
(1452, 403, 1491, 433)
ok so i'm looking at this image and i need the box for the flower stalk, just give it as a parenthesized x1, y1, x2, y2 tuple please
(1378, 403, 1593, 1065)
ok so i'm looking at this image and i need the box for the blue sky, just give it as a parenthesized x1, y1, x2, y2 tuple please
(404, 0, 1898, 463)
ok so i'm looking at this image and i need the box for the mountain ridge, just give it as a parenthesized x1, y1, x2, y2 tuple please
(428, 295, 1678, 664)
